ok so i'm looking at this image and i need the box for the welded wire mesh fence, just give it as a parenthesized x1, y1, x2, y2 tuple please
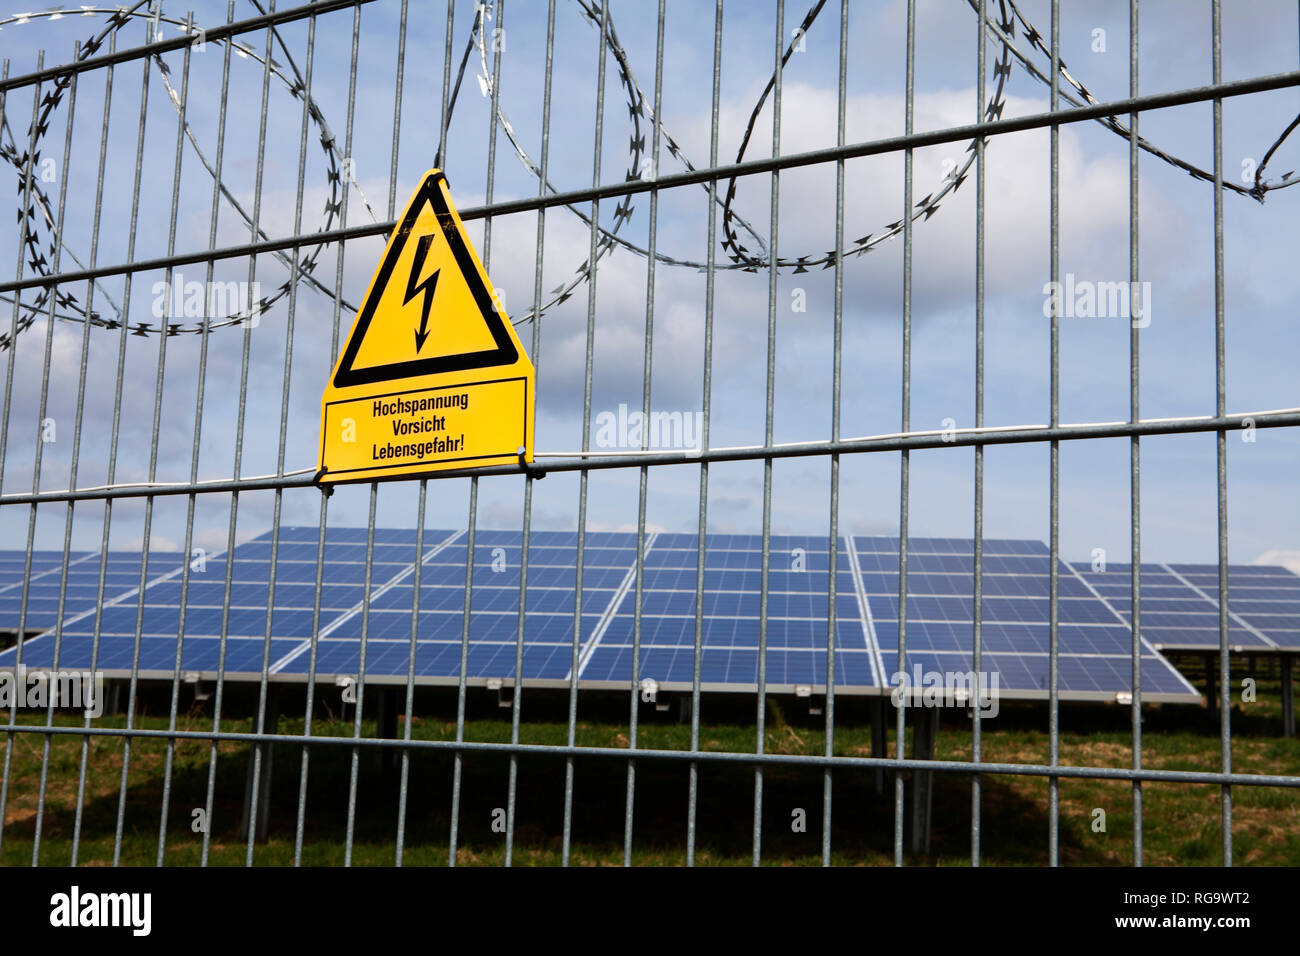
(0, 0, 1298, 867)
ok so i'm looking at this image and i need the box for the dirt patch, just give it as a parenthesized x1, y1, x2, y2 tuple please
(4, 807, 35, 827)
(769, 725, 809, 755)
(1064, 740, 1131, 767)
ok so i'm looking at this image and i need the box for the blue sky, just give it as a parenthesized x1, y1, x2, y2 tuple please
(0, 0, 1296, 568)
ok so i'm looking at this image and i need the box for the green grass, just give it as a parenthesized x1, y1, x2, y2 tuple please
(1, 664, 1297, 866)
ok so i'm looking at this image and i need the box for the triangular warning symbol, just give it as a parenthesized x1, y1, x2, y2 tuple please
(316, 169, 535, 485)
(332, 170, 519, 388)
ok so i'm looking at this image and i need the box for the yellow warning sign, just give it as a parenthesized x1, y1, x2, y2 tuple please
(317, 169, 535, 484)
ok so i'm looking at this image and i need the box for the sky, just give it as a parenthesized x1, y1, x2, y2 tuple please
(0, 0, 1296, 568)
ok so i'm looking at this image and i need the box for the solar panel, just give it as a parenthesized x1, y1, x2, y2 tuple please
(1070, 561, 1300, 651)
(0, 550, 188, 632)
(10, 531, 1297, 702)
(853, 538, 1198, 701)
(576, 535, 884, 692)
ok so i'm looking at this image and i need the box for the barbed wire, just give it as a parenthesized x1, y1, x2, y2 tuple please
(467, 0, 1295, 327)
(975, 0, 1297, 200)
(0, 0, 1294, 350)
(0, 0, 369, 351)
(471, 0, 1011, 326)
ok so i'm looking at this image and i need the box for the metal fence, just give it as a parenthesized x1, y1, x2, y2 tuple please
(0, 0, 1298, 868)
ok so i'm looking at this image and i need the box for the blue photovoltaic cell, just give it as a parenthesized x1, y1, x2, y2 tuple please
(305, 610, 605, 646)
(1232, 601, 1300, 615)
(625, 589, 859, 620)
(596, 615, 870, 651)
(861, 594, 1121, 626)
(0, 550, 187, 631)
(1140, 629, 1275, 650)
(581, 645, 877, 687)
(13, 534, 1294, 698)
(1069, 560, 1300, 650)
(0, 634, 302, 674)
(857, 572, 1091, 599)
(1166, 563, 1298, 575)
(854, 536, 1048, 556)
(860, 546, 1201, 697)
(578, 533, 878, 688)
(1224, 588, 1300, 601)
(871, 620, 1137, 657)
(1177, 572, 1294, 588)
(880, 649, 1191, 697)
(277, 638, 577, 681)
(1259, 630, 1300, 646)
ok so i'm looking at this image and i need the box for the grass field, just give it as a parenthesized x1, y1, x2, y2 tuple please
(2, 662, 1297, 866)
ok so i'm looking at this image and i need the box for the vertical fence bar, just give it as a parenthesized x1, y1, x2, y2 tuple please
(342, 483, 380, 866)
(0, 52, 49, 860)
(131, 7, 193, 861)
(480, 0, 530, 872)
(292, 495, 331, 866)
(293, 0, 358, 868)
(686, 0, 725, 869)
(395, 484, 426, 866)
(253, 0, 322, 865)
(387, 0, 408, 217)
(444, 0, 476, 866)
(0, 59, 18, 859)
(237, 0, 284, 866)
(267, 0, 325, 868)
(895, 0, 916, 868)
(448, 477, 478, 866)
(331, 3, 370, 868)
(108, 32, 159, 865)
(1047, 0, 1062, 868)
(151, 13, 199, 867)
(561, 0, 610, 866)
(752, 0, 784, 870)
(1211, 0, 1233, 867)
(30, 40, 83, 866)
(515, 0, 554, 867)
(971, 0, 987, 869)
(0, 57, 15, 507)
(436, 0, 455, 171)
(202, 3, 245, 865)
(69, 29, 119, 866)
(623, 0, 667, 868)
(67, 23, 132, 868)
(386, 3, 415, 863)
(820, 0, 849, 868)
(1128, 0, 1144, 868)
(470, 0, 522, 868)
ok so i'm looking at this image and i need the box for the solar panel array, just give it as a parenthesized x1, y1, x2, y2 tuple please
(4, 529, 1299, 703)
(580, 533, 879, 691)
(0, 549, 188, 632)
(858, 539, 1196, 699)
(1071, 561, 1300, 652)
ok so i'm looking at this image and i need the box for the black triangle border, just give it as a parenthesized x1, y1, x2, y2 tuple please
(332, 171, 518, 389)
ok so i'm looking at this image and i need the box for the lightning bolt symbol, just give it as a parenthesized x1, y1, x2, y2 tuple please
(404, 232, 441, 354)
